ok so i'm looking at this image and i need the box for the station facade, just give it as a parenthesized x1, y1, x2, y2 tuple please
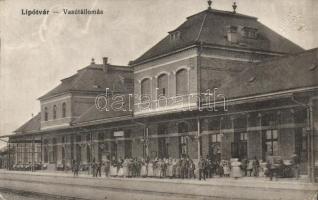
(5, 5, 318, 181)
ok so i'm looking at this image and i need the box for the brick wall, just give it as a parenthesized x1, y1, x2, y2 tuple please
(40, 94, 72, 129)
(133, 49, 198, 114)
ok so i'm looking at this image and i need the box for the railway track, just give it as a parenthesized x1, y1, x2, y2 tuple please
(0, 178, 249, 200)
(0, 172, 316, 200)
(0, 187, 88, 200)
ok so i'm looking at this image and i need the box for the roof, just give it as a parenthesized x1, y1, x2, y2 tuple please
(39, 63, 133, 100)
(73, 94, 133, 125)
(131, 8, 303, 65)
(14, 113, 41, 134)
(218, 48, 318, 100)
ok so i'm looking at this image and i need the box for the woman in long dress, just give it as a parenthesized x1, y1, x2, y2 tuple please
(153, 158, 159, 177)
(140, 159, 148, 177)
(172, 159, 177, 178)
(117, 158, 124, 177)
(167, 158, 173, 178)
(175, 159, 181, 178)
(147, 161, 154, 177)
(110, 160, 118, 177)
(122, 159, 129, 178)
(231, 158, 242, 179)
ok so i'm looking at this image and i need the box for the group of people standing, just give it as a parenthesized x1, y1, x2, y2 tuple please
(197, 156, 231, 180)
(109, 156, 196, 179)
(240, 157, 260, 177)
(71, 153, 300, 181)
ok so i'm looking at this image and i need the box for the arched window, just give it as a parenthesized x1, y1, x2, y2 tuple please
(157, 74, 168, 97)
(176, 69, 188, 96)
(44, 107, 48, 121)
(141, 78, 151, 102)
(53, 105, 57, 119)
(62, 103, 66, 118)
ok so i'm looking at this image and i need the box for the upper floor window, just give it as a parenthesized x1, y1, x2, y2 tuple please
(62, 103, 66, 118)
(141, 78, 151, 102)
(228, 25, 238, 33)
(242, 27, 258, 39)
(53, 105, 57, 119)
(44, 107, 48, 121)
(157, 74, 168, 97)
(176, 69, 188, 96)
(169, 31, 181, 41)
(226, 25, 239, 43)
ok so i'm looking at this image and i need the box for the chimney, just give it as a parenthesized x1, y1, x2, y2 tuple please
(103, 57, 108, 72)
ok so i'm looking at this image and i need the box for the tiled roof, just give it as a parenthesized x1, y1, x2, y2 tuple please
(39, 63, 132, 100)
(131, 8, 303, 65)
(14, 113, 41, 134)
(218, 48, 318, 100)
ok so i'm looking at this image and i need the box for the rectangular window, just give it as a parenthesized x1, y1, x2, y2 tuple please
(264, 129, 279, 156)
(242, 27, 258, 39)
(211, 133, 221, 143)
(228, 26, 238, 33)
(240, 132, 248, 141)
(180, 136, 188, 156)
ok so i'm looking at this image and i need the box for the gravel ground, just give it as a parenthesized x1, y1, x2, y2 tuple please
(0, 191, 43, 200)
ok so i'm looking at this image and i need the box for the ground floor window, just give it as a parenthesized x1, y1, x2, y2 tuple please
(180, 136, 188, 157)
(209, 132, 221, 161)
(52, 138, 57, 163)
(76, 135, 82, 162)
(43, 140, 48, 163)
(86, 146, 91, 163)
(178, 122, 189, 158)
(263, 129, 278, 156)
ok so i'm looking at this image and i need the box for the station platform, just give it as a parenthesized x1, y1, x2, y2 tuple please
(0, 169, 317, 200)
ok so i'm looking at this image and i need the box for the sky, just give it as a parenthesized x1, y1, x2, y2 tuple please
(0, 0, 317, 146)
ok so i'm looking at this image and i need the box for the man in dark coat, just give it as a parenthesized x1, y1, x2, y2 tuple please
(92, 159, 97, 177)
(96, 161, 102, 177)
(73, 160, 79, 177)
(180, 157, 187, 179)
(290, 152, 300, 179)
(198, 157, 206, 180)
(104, 157, 111, 177)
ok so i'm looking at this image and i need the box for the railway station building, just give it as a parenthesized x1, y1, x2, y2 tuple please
(5, 4, 318, 181)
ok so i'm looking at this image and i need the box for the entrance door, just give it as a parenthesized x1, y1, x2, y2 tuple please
(111, 142, 117, 160)
(233, 117, 248, 160)
(124, 130, 132, 158)
(178, 123, 189, 158)
(158, 124, 169, 159)
(232, 132, 248, 159)
(295, 128, 308, 174)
